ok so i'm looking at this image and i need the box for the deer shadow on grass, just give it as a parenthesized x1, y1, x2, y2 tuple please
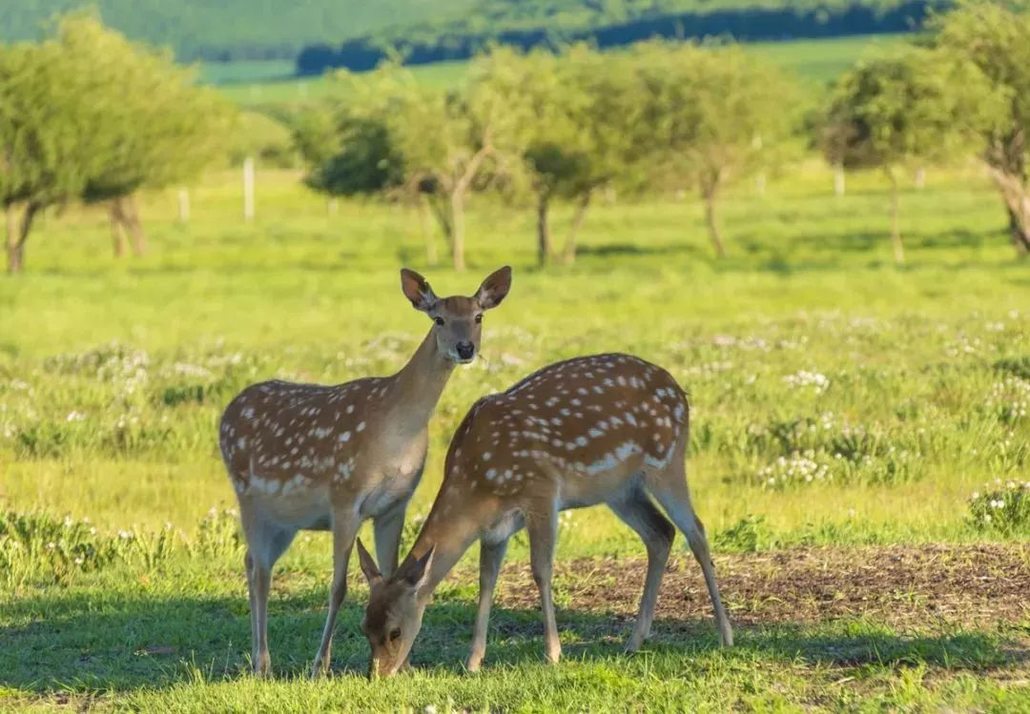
(0, 588, 1021, 693)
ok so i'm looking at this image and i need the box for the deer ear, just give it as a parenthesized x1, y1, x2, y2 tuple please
(401, 545, 435, 591)
(356, 538, 382, 585)
(400, 268, 438, 313)
(474, 266, 512, 310)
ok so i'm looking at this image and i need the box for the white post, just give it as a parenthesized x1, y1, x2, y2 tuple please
(915, 167, 926, 190)
(177, 188, 190, 223)
(834, 164, 846, 197)
(243, 157, 255, 222)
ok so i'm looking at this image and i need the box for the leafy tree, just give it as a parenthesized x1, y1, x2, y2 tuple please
(929, 0, 1030, 255)
(508, 45, 648, 265)
(633, 42, 799, 257)
(1, 14, 234, 272)
(336, 57, 531, 270)
(0, 37, 108, 273)
(57, 16, 235, 257)
(822, 48, 1004, 264)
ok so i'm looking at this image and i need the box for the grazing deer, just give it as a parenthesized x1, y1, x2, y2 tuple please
(356, 353, 733, 677)
(218, 266, 512, 677)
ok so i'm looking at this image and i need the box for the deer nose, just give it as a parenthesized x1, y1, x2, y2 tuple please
(456, 342, 475, 360)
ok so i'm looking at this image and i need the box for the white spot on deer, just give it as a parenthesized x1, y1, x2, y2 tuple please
(625, 412, 637, 426)
(482, 452, 492, 462)
(615, 441, 640, 461)
(588, 428, 603, 438)
(584, 452, 618, 476)
(644, 454, 669, 469)
(617, 376, 627, 386)
(357, 421, 366, 432)
(242, 407, 255, 419)
(485, 468, 497, 481)
(346, 404, 355, 414)
(339, 431, 351, 443)
(576, 436, 588, 447)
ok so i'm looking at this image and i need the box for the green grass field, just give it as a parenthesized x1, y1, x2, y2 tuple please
(1, 162, 1028, 710)
(208, 34, 905, 107)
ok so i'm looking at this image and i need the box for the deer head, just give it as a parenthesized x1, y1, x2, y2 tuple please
(357, 538, 435, 678)
(400, 266, 512, 364)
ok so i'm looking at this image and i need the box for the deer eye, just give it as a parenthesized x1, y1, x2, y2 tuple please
(474, 314, 483, 324)
(434, 317, 445, 326)
(389, 628, 402, 641)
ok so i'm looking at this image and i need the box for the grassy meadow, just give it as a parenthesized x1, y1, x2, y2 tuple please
(1, 160, 1028, 710)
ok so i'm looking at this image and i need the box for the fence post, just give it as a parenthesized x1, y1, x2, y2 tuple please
(177, 188, 190, 223)
(834, 164, 846, 197)
(243, 157, 255, 222)
(915, 167, 926, 190)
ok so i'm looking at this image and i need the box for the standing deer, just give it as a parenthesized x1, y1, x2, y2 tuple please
(356, 353, 733, 677)
(218, 266, 512, 677)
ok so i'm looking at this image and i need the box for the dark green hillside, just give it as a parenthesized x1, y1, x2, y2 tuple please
(0, 1, 938, 62)
(298, 1, 942, 74)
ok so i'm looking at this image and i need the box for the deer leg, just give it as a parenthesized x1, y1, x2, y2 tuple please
(526, 507, 561, 664)
(649, 465, 734, 647)
(242, 518, 295, 677)
(373, 498, 408, 577)
(466, 537, 510, 672)
(607, 486, 675, 652)
(243, 550, 262, 673)
(311, 509, 361, 677)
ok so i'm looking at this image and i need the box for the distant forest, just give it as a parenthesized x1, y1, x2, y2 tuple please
(297, 1, 943, 75)
(0, 1, 944, 64)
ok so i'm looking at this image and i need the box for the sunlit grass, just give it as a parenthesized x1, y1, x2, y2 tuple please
(1, 161, 1027, 710)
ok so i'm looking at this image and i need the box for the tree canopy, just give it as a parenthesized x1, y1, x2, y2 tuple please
(1, 14, 236, 272)
(928, 0, 1030, 254)
(822, 46, 1005, 262)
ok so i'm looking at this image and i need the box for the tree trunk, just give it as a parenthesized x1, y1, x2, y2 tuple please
(123, 195, 146, 256)
(1007, 208, 1029, 256)
(6, 202, 37, 274)
(887, 170, 905, 265)
(562, 191, 592, 265)
(416, 195, 437, 266)
(701, 184, 727, 259)
(987, 167, 1030, 256)
(109, 200, 126, 257)
(5, 204, 22, 274)
(450, 189, 466, 272)
(536, 191, 552, 267)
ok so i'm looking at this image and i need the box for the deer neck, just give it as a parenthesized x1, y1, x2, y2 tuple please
(407, 494, 485, 604)
(384, 329, 455, 435)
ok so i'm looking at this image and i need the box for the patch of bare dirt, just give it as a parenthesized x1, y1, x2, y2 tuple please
(488, 543, 1030, 631)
